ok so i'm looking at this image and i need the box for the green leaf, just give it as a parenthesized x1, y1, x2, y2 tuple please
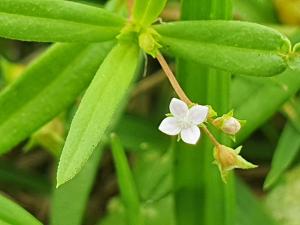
(233, 0, 277, 23)
(51, 113, 167, 225)
(110, 134, 143, 225)
(283, 99, 300, 132)
(0, 42, 112, 155)
(155, 21, 292, 76)
(0, 58, 6, 89)
(181, 0, 232, 20)
(133, 0, 167, 26)
(51, 147, 102, 225)
(231, 76, 262, 110)
(234, 69, 300, 142)
(0, 0, 125, 42)
(57, 43, 140, 187)
(265, 166, 300, 225)
(0, 194, 43, 225)
(115, 115, 169, 152)
(99, 141, 175, 225)
(0, 162, 50, 194)
(237, 180, 278, 225)
(133, 146, 172, 202)
(99, 196, 175, 225)
(264, 122, 300, 189)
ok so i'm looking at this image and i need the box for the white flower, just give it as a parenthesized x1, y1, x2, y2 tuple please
(159, 98, 208, 145)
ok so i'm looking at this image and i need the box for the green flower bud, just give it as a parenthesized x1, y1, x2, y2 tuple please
(138, 28, 162, 57)
(213, 145, 257, 183)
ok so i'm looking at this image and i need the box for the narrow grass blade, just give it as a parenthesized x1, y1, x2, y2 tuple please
(110, 133, 143, 225)
(51, 147, 102, 225)
(0, 194, 43, 225)
(100, 147, 279, 225)
(283, 99, 300, 132)
(133, 143, 173, 202)
(234, 69, 300, 142)
(264, 122, 300, 189)
(174, 1, 234, 225)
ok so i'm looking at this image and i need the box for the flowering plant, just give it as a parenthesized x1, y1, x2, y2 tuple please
(0, 0, 299, 225)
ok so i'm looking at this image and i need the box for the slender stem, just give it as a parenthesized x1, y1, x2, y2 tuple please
(201, 125, 221, 148)
(156, 53, 193, 105)
(127, 0, 134, 17)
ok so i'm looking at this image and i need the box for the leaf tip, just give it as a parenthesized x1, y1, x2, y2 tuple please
(56, 173, 74, 188)
(263, 174, 276, 191)
(56, 163, 71, 188)
(56, 175, 65, 188)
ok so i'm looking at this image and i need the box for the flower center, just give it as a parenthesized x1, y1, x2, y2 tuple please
(177, 116, 193, 129)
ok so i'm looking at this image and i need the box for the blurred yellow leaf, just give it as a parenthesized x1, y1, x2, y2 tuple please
(275, 0, 300, 25)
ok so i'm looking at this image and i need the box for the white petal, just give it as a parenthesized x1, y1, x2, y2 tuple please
(180, 126, 201, 145)
(169, 98, 188, 118)
(187, 105, 208, 125)
(159, 117, 181, 135)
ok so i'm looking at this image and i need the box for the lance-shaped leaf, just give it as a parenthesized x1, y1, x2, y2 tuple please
(0, 194, 42, 225)
(0, 0, 125, 42)
(264, 123, 300, 190)
(0, 42, 113, 155)
(155, 21, 293, 77)
(52, 113, 169, 225)
(133, 0, 167, 26)
(57, 43, 140, 187)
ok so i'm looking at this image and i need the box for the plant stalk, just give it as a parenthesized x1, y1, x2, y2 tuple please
(157, 53, 192, 105)
(173, 1, 235, 225)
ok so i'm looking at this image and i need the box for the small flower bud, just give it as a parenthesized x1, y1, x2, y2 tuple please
(212, 110, 245, 136)
(222, 117, 241, 135)
(213, 145, 257, 183)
